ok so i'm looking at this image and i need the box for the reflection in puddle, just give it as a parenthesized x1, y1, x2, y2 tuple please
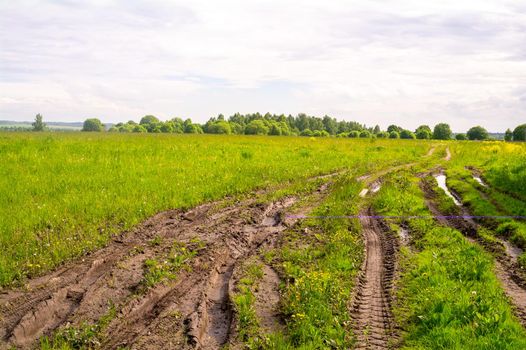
(435, 175, 461, 206)
(399, 227, 410, 245)
(371, 183, 382, 193)
(359, 189, 369, 198)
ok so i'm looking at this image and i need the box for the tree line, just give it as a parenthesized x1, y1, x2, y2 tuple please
(23, 113, 526, 141)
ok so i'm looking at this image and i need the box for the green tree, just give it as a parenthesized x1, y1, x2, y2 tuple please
(32, 113, 46, 131)
(433, 123, 452, 140)
(373, 125, 381, 134)
(387, 125, 402, 133)
(376, 131, 389, 138)
(513, 124, 526, 141)
(415, 125, 431, 134)
(416, 129, 431, 139)
(467, 126, 489, 140)
(132, 125, 147, 133)
(400, 130, 416, 139)
(139, 115, 159, 125)
(505, 128, 513, 141)
(455, 133, 467, 140)
(245, 120, 269, 135)
(82, 118, 104, 132)
(208, 121, 232, 134)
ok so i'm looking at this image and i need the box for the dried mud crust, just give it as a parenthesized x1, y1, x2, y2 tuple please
(420, 178, 526, 327)
(350, 209, 398, 349)
(0, 175, 335, 350)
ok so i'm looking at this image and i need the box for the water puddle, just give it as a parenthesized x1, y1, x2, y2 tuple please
(359, 189, 369, 198)
(435, 174, 461, 206)
(473, 176, 488, 187)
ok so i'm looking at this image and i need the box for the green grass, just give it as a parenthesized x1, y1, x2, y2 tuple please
(0, 133, 427, 287)
(262, 177, 363, 349)
(373, 169, 526, 349)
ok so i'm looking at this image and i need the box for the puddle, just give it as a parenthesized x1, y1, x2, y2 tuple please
(473, 176, 488, 187)
(501, 239, 523, 260)
(398, 227, 410, 245)
(435, 174, 461, 206)
(359, 189, 369, 198)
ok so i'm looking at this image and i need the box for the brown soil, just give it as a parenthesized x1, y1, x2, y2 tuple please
(444, 147, 451, 161)
(351, 209, 398, 349)
(421, 178, 526, 327)
(0, 176, 334, 350)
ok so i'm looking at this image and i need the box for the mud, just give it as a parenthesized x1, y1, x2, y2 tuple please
(444, 147, 451, 161)
(0, 174, 336, 350)
(351, 209, 397, 349)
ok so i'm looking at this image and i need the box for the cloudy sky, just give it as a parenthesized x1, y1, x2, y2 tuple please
(1, 0, 525, 131)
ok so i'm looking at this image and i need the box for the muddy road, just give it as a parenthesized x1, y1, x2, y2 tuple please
(0, 176, 334, 350)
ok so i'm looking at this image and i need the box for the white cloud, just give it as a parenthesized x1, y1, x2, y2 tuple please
(1, 0, 525, 131)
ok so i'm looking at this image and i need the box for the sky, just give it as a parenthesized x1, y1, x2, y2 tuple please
(1, 0, 526, 132)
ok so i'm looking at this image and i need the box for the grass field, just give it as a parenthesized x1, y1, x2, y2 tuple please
(1, 133, 526, 349)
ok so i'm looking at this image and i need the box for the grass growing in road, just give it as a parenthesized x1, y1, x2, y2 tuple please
(373, 169, 526, 349)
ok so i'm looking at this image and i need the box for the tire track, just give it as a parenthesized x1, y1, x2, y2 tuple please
(351, 209, 397, 349)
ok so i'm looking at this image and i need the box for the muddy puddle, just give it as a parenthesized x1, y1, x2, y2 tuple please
(398, 227, 410, 245)
(435, 174, 461, 206)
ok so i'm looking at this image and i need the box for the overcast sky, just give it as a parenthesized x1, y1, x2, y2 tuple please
(1, 0, 525, 131)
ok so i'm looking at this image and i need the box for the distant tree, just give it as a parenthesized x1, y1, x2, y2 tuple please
(433, 123, 452, 140)
(359, 130, 372, 138)
(416, 129, 431, 139)
(139, 115, 159, 125)
(466, 126, 489, 140)
(132, 124, 147, 133)
(376, 131, 389, 138)
(505, 128, 513, 141)
(373, 125, 381, 134)
(32, 113, 46, 131)
(245, 120, 269, 135)
(513, 124, 526, 141)
(207, 121, 231, 134)
(387, 125, 402, 133)
(415, 125, 431, 134)
(184, 123, 203, 134)
(322, 115, 338, 135)
(389, 131, 400, 139)
(455, 133, 467, 140)
(348, 130, 360, 138)
(400, 130, 416, 139)
(82, 118, 104, 132)
(300, 129, 313, 137)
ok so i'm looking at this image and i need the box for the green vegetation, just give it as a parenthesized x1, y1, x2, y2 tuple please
(0, 133, 426, 287)
(374, 169, 526, 349)
(33, 114, 47, 132)
(82, 118, 104, 132)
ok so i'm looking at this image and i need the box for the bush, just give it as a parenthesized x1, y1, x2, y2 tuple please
(300, 129, 313, 137)
(82, 118, 104, 132)
(376, 131, 389, 138)
(455, 133, 467, 140)
(139, 115, 160, 125)
(400, 130, 416, 139)
(359, 131, 372, 138)
(348, 130, 360, 138)
(207, 121, 232, 134)
(416, 130, 431, 139)
(389, 131, 400, 139)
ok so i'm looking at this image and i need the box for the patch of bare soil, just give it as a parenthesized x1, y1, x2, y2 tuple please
(351, 209, 398, 349)
(421, 178, 526, 327)
(0, 175, 335, 350)
(425, 146, 436, 157)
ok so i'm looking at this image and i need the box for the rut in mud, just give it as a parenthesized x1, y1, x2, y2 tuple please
(0, 175, 334, 350)
(351, 209, 397, 349)
(422, 176, 526, 326)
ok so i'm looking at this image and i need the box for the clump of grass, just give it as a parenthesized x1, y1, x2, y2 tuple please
(141, 239, 205, 289)
(40, 302, 116, 349)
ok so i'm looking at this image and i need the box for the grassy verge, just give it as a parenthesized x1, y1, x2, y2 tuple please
(373, 170, 526, 349)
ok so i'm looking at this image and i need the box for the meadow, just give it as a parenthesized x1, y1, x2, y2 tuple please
(1, 132, 526, 349)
